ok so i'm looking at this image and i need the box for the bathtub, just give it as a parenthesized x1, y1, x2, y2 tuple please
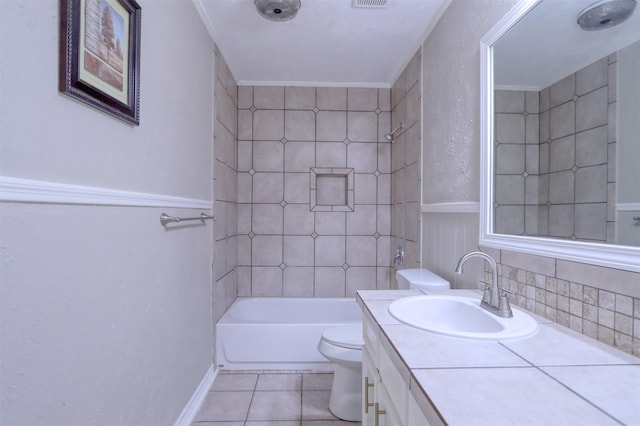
(216, 297, 362, 371)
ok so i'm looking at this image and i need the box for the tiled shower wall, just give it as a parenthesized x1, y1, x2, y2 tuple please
(236, 86, 392, 297)
(494, 53, 616, 242)
(212, 48, 239, 326)
(391, 51, 423, 271)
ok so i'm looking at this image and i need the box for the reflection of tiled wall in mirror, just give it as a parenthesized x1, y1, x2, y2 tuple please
(494, 53, 616, 243)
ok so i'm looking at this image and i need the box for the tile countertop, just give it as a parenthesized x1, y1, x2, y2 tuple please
(356, 289, 640, 426)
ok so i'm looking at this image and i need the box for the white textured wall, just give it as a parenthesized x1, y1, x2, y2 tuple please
(422, 0, 519, 204)
(0, 1, 215, 424)
(420, 0, 519, 287)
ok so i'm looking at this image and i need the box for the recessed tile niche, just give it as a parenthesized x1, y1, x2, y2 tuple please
(310, 168, 354, 212)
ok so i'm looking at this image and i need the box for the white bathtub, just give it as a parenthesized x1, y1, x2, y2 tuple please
(216, 297, 362, 371)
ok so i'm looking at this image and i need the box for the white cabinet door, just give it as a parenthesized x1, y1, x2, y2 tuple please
(362, 349, 377, 426)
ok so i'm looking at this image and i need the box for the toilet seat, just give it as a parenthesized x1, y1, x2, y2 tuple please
(321, 323, 363, 350)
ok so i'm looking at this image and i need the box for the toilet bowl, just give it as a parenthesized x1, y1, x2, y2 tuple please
(318, 268, 451, 422)
(317, 323, 363, 421)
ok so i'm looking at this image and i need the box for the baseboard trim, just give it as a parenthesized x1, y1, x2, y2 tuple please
(421, 202, 480, 213)
(0, 176, 212, 209)
(174, 365, 216, 426)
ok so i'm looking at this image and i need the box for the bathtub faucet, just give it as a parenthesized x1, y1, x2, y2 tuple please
(455, 251, 513, 318)
(393, 246, 404, 266)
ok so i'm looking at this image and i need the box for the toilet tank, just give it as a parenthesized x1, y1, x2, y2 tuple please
(395, 268, 450, 291)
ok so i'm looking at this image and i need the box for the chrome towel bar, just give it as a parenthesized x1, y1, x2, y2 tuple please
(160, 212, 214, 226)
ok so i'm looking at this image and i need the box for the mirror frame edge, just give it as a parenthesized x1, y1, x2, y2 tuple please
(479, 0, 640, 273)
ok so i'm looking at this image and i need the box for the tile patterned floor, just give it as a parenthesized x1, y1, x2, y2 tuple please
(192, 372, 361, 426)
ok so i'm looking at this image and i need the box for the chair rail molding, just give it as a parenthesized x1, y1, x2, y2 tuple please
(0, 176, 212, 209)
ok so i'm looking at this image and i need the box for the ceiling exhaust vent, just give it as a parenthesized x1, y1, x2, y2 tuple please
(352, 0, 388, 8)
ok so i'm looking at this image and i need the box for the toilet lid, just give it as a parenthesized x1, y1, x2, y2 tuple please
(321, 323, 364, 350)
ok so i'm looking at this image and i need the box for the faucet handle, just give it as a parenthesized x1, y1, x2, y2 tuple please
(481, 283, 492, 305)
(498, 289, 514, 318)
(500, 288, 513, 296)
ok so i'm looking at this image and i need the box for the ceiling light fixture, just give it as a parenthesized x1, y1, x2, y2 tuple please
(255, 0, 301, 22)
(577, 0, 637, 31)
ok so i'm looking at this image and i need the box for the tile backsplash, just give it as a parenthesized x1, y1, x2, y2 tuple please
(481, 247, 640, 357)
(236, 86, 392, 297)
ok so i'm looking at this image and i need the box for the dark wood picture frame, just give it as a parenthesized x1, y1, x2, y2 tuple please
(59, 0, 141, 125)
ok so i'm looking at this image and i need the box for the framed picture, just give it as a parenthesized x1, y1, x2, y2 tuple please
(59, 0, 141, 125)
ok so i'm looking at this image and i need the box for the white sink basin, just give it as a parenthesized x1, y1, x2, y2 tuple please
(388, 295, 538, 340)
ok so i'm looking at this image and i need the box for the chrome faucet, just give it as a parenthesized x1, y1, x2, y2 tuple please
(393, 246, 405, 266)
(455, 251, 513, 318)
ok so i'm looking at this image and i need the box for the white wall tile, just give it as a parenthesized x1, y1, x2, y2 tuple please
(346, 236, 377, 266)
(284, 142, 315, 172)
(283, 204, 314, 235)
(253, 110, 284, 140)
(251, 267, 283, 296)
(285, 87, 316, 110)
(314, 236, 345, 266)
(252, 172, 283, 203)
(346, 205, 377, 235)
(285, 110, 315, 141)
(347, 142, 378, 173)
(316, 142, 346, 168)
(315, 211, 345, 235)
(346, 267, 377, 297)
(316, 111, 347, 141)
(283, 172, 309, 204)
(253, 141, 284, 172)
(347, 88, 378, 111)
(550, 102, 576, 140)
(575, 165, 607, 203)
(314, 267, 345, 297)
(549, 74, 575, 108)
(354, 173, 377, 205)
(576, 86, 608, 132)
(317, 87, 346, 111)
(254, 86, 284, 109)
(252, 204, 283, 235)
(347, 112, 378, 142)
(576, 56, 608, 96)
(283, 236, 315, 266)
(283, 267, 314, 297)
(251, 236, 283, 266)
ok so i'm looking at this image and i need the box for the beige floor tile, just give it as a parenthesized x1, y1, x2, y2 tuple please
(302, 390, 335, 420)
(255, 373, 302, 391)
(302, 373, 333, 390)
(211, 373, 258, 391)
(191, 422, 244, 426)
(245, 422, 300, 426)
(194, 391, 253, 422)
(302, 421, 361, 425)
(247, 390, 302, 421)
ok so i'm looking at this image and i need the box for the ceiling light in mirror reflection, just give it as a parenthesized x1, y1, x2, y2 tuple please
(487, 0, 640, 255)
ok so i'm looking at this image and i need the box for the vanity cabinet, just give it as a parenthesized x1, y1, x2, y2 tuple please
(362, 315, 430, 426)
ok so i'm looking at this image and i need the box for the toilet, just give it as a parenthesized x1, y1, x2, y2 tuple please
(317, 268, 450, 421)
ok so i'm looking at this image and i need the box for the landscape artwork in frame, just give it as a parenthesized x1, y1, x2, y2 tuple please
(59, 0, 141, 125)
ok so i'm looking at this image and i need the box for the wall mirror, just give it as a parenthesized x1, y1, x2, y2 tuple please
(480, 0, 640, 272)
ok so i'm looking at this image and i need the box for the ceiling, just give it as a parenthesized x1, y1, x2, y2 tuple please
(195, 0, 451, 88)
(494, 0, 640, 90)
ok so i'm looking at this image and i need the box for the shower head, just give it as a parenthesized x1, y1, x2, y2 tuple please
(255, 0, 301, 22)
(384, 123, 404, 143)
(577, 0, 636, 31)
